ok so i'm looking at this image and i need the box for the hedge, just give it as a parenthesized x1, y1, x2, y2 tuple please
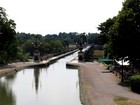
(129, 75, 140, 94)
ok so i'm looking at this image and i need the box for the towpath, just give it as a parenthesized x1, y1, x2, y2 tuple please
(0, 49, 78, 77)
(67, 60, 140, 105)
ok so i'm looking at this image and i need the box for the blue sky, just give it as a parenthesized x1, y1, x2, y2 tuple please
(1, 0, 124, 35)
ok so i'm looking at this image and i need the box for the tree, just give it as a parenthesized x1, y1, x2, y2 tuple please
(49, 40, 64, 53)
(98, 17, 116, 45)
(98, 0, 140, 68)
(87, 33, 100, 45)
(110, 0, 140, 67)
(0, 7, 18, 64)
(98, 17, 116, 58)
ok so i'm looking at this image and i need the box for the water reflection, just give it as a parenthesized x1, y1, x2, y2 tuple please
(34, 67, 40, 93)
(5, 74, 17, 83)
(0, 52, 82, 105)
(0, 78, 16, 105)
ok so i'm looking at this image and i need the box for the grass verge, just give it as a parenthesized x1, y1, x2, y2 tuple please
(93, 50, 104, 59)
(114, 96, 140, 105)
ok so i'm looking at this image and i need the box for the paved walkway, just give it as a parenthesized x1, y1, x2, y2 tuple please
(67, 60, 140, 105)
(80, 61, 140, 105)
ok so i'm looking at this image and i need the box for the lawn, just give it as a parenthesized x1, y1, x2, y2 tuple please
(114, 96, 140, 105)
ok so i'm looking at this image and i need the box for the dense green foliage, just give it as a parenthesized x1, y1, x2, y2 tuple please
(17, 32, 100, 57)
(98, 0, 140, 68)
(129, 75, 140, 93)
(0, 7, 18, 64)
(98, 17, 116, 58)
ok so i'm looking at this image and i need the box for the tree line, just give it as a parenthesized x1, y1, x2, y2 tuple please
(0, 7, 100, 64)
(16, 32, 100, 60)
(98, 0, 140, 68)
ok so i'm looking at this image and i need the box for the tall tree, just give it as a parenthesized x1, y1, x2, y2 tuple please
(98, 0, 140, 68)
(0, 7, 18, 64)
(98, 17, 116, 45)
(98, 17, 116, 58)
(110, 0, 140, 67)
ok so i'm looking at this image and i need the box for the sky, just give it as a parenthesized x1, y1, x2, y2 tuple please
(1, 0, 124, 35)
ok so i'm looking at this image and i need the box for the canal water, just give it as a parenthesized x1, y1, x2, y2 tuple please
(0, 52, 82, 105)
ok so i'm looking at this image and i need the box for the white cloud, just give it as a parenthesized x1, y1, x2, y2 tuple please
(1, 0, 124, 35)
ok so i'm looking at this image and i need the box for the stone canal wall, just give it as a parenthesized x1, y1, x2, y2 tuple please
(0, 49, 78, 77)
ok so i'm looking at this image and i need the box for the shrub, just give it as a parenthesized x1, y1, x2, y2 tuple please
(129, 75, 140, 94)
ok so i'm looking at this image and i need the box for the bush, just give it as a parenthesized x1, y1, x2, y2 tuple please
(129, 75, 140, 94)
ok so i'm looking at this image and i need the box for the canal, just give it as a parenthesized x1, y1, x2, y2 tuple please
(0, 52, 82, 105)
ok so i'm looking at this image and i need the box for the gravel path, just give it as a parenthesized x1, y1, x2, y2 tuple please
(78, 61, 140, 105)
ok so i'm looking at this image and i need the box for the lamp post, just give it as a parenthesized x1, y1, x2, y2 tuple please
(79, 37, 83, 51)
(32, 36, 41, 62)
(78, 37, 84, 61)
(121, 58, 124, 82)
